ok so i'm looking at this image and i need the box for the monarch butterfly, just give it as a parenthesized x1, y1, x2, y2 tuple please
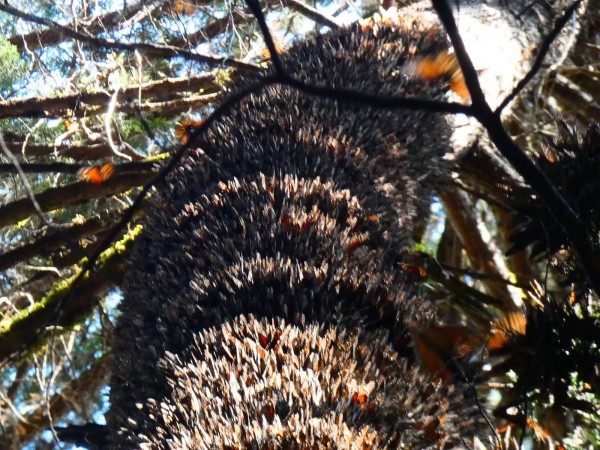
(175, 118, 204, 145)
(172, 0, 196, 15)
(77, 162, 115, 184)
(411, 50, 470, 101)
(412, 324, 484, 380)
(351, 392, 368, 405)
(487, 311, 527, 350)
(261, 41, 285, 59)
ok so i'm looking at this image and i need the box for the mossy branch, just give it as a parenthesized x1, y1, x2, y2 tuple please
(0, 226, 141, 365)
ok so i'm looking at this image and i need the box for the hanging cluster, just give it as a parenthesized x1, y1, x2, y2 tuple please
(107, 13, 489, 450)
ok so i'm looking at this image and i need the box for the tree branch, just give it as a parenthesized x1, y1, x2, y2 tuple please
(0, 217, 107, 272)
(0, 172, 155, 229)
(0, 161, 156, 174)
(0, 73, 219, 119)
(7, 0, 162, 52)
(0, 229, 137, 366)
(3, 354, 111, 447)
(283, 0, 342, 29)
(0, 3, 260, 73)
(1, 140, 146, 161)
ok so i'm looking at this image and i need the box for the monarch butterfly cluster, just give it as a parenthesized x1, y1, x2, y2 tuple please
(175, 118, 204, 145)
(77, 162, 115, 184)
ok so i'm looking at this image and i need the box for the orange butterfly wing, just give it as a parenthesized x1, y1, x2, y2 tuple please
(78, 166, 103, 184)
(99, 162, 115, 182)
(413, 51, 470, 101)
(175, 118, 203, 144)
(77, 162, 115, 184)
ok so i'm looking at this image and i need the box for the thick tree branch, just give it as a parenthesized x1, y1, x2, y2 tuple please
(1, 141, 145, 161)
(0, 172, 155, 229)
(0, 73, 219, 119)
(0, 229, 137, 366)
(99, 92, 221, 116)
(0, 217, 107, 272)
(0, 161, 156, 174)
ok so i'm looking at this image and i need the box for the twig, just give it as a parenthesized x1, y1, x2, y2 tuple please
(0, 133, 53, 228)
(439, 263, 529, 289)
(104, 79, 131, 160)
(448, 178, 512, 212)
(283, 0, 342, 29)
(7, 0, 161, 52)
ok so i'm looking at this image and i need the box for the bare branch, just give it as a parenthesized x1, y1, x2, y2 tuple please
(7, 1, 164, 52)
(3, 354, 111, 446)
(0, 134, 52, 227)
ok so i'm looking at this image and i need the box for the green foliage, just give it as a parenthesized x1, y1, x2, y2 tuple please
(0, 39, 26, 94)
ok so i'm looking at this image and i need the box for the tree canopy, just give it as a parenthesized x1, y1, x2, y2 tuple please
(0, 0, 599, 448)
